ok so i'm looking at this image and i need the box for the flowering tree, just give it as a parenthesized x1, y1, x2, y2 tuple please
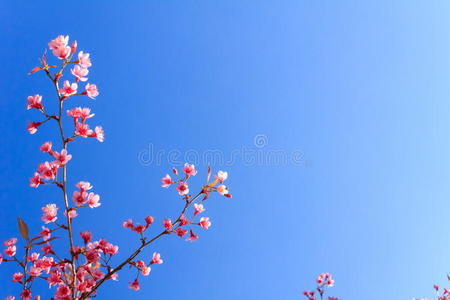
(0, 35, 232, 300)
(302, 274, 450, 300)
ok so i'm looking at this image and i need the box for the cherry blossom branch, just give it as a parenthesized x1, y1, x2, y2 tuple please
(0, 35, 231, 300)
(303, 273, 336, 300)
(79, 190, 204, 299)
(43, 52, 79, 297)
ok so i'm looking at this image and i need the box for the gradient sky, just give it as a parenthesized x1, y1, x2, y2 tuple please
(2, 1, 450, 299)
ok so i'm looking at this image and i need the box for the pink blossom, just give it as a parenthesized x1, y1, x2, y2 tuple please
(27, 251, 40, 261)
(65, 208, 78, 219)
(317, 272, 330, 281)
(80, 108, 95, 122)
(4, 246, 16, 257)
(179, 214, 191, 226)
(132, 225, 145, 234)
(193, 203, 205, 216)
(175, 228, 187, 237)
(41, 204, 58, 224)
(59, 80, 78, 96)
(136, 260, 146, 268)
(4, 238, 17, 247)
(67, 107, 82, 119)
(316, 273, 334, 288)
(40, 226, 51, 241)
(67, 107, 94, 122)
(163, 218, 173, 231)
(76, 181, 92, 191)
(199, 217, 211, 230)
(145, 216, 154, 227)
(53, 46, 71, 60)
(176, 182, 189, 196)
(110, 273, 119, 281)
(20, 289, 32, 300)
(47, 270, 62, 287)
(71, 40, 77, 55)
(36, 257, 54, 272)
(40, 142, 52, 153)
(182, 163, 197, 176)
(71, 65, 89, 82)
(41, 244, 55, 255)
(77, 51, 92, 68)
(5, 296, 15, 300)
(136, 260, 152, 276)
(84, 83, 99, 99)
(86, 249, 100, 263)
(90, 126, 104, 142)
(28, 267, 43, 279)
(128, 279, 140, 291)
(12, 272, 23, 283)
(87, 192, 101, 208)
(72, 246, 82, 259)
(0, 253, 4, 264)
(3, 240, 16, 257)
(186, 229, 199, 242)
(52, 149, 72, 166)
(29, 173, 42, 188)
(27, 95, 43, 110)
(216, 170, 228, 183)
(161, 174, 172, 188)
(123, 219, 134, 229)
(141, 265, 151, 276)
(37, 161, 58, 180)
(101, 240, 119, 256)
(48, 35, 69, 50)
(27, 122, 41, 134)
(73, 190, 87, 206)
(91, 269, 105, 280)
(151, 252, 163, 265)
(75, 122, 93, 137)
(80, 231, 92, 243)
(217, 184, 229, 196)
(55, 285, 70, 299)
(77, 281, 90, 293)
(49, 35, 71, 60)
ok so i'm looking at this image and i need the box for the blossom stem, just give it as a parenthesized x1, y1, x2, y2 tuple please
(22, 242, 30, 291)
(46, 59, 78, 296)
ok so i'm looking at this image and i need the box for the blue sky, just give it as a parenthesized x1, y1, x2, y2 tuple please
(2, 1, 450, 299)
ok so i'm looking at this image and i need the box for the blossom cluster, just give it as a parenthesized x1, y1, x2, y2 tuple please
(27, 36, 99, 136)
(433, 284, 450, 300)
(302, 274, 450, 300)
(1, 35, 232, 300)
(303, 273, 339, 300)
(117, 164, 231, 290)
(412, 284, 450, 300)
